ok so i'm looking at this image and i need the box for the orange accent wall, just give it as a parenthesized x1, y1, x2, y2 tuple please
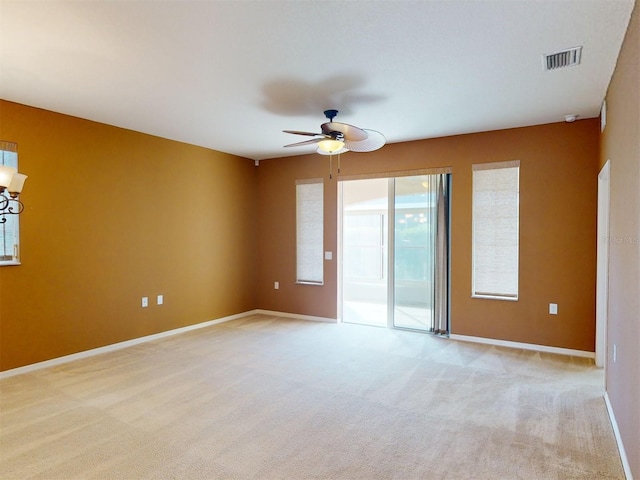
(257, 120, 601, 351)
(256, 154, 338, 319)
(0, 100, 257, 371)
(1, 101, 602, 371)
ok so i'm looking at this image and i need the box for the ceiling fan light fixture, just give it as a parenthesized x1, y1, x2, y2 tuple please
(317, 139, 345, 153)
(316, 145, 349, 156)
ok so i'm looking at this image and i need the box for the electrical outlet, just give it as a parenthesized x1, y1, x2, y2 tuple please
(274, 281, 279, 290)
(549, 303, 558, 315)
(142, 297, 148, 308)
(157, 295, 163, 305)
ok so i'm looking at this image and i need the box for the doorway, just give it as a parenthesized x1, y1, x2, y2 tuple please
(339, 173, 450, 333)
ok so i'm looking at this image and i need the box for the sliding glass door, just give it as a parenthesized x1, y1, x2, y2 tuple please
(340, 173, 450, 333)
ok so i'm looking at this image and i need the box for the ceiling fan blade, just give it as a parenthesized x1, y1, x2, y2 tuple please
(344, 129, 386, 152)
(284, 138, 323, 148)
(321, 122, 368, 141)
(283, 130, 323, 137)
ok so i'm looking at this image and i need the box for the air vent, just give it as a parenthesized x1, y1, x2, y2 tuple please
(543, 46, 582, 70)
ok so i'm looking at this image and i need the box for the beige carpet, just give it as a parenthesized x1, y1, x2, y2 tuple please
(0, 314, 624, 479)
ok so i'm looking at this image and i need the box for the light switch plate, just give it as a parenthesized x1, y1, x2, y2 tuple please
(549, 303, 558, 315)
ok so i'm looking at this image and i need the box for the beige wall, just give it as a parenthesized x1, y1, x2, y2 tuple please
(0, 101, 258, 371)
(600, 0, 639, 476)
(257, 120, 601, 352)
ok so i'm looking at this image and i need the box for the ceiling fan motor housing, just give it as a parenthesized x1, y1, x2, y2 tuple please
(324, 109, 339, 122)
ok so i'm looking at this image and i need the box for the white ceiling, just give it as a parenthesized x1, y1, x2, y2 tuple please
(0, 0, 634, 161)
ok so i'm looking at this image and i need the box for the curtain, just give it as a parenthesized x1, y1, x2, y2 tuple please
(434, 174, 450, 335)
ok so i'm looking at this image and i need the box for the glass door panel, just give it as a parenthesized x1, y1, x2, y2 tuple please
(392, 176, 435, 331)
(341, 178, 389, 327)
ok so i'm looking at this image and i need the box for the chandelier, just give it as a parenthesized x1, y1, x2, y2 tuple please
(0, 165, 28, 223)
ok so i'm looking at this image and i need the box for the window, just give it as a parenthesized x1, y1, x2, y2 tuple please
(1, 142, 20, 265)
(472, 160, 519, 299)
(296, 179, 323, 284)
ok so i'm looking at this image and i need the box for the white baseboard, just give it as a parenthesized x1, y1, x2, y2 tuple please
(0, 310, 254, 380)
(604, 392, 634, 480)
(0, 310, 337, 380)
(254, 309, 337, 323)
(449, 334, 595, 358)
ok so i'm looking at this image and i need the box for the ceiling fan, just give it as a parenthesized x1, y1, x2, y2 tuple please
(283, 110, 385, 155)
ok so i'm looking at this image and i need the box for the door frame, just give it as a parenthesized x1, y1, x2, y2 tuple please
(595, 160, 611, 369)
